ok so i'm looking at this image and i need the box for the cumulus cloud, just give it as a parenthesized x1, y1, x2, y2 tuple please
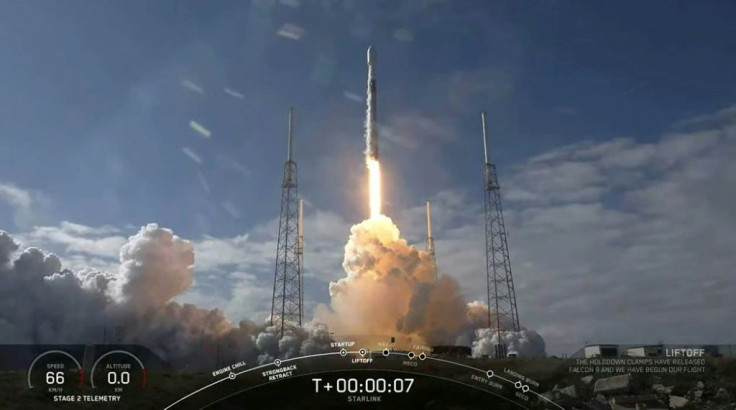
(0, 231, 17, 266)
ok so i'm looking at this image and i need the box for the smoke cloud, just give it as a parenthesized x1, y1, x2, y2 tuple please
(0, 217, 545, 363)
(0, 225, 332, 367)
(316, 215, 546, 356)
(316, 216, 461, 344)
(472, 328, 547, 358)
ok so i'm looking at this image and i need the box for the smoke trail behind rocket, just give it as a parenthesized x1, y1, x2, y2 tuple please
(366, 46, 378, 159)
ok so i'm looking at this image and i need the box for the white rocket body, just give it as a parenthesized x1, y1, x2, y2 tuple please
(426, 201, 433, 239)
(426, 200, 437, 281)
(366, 46, 378, 159)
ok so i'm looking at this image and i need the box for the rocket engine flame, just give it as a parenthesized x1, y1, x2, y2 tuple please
(367, 158, 381, 218)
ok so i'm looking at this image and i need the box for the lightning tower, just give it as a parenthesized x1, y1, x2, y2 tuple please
(298, 199, 304, 322)
(271, 107, 302, 338)
(481, 112, 521, 358)
(426, 201, 437, 280)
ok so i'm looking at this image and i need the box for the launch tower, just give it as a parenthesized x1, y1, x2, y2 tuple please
(481, 112, 521, 358)
(271, 108, 303, 338)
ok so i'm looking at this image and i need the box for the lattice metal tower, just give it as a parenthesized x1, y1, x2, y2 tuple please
(297, 199, 304, 323)
(481, 112, 521, 358)
(271, 108, 302, 338)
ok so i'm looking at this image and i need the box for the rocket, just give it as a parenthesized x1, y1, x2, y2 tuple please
(426, 200, 433, 249)
(365, 46, 378, 159)
(426, 200, 437, 280)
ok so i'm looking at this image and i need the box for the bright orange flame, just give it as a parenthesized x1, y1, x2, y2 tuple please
(367, 158, 381, 218)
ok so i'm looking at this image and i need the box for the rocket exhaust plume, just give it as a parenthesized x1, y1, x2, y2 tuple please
(314, 215, 547, 354)
(317, 47, 479, 345)
(313, 47, 547, 355)
(367, 159, 381, 218)
(365, 46, 382, 218)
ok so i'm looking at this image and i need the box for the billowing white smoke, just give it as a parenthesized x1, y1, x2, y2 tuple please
(0, 225, 331, 367)
(471, 328, 546, 358)
(112, 226, 195, 312)
(255, 322, 333, 364)
(316, 215, 466, 344)
(459, 300, 546, 356)
(0, 217, 546, 362)
(316, 215, 546, 357)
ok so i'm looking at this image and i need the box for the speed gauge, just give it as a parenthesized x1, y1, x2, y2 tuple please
(27, 350, 84, 394)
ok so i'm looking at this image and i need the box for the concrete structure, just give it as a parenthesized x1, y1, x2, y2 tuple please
(625, 345, 663, 357)
(584, 344, 619, 358)
(594, 374, 631, 394)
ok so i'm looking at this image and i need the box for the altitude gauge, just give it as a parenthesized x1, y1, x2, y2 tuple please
(27, 350, 84, 393)
(90, 350, 147, 394)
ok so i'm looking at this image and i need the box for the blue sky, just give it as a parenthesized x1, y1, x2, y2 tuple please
(1, 1, 736, 354)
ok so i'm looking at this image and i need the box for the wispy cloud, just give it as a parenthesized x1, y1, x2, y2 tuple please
(0, 182, 32, 210)
(12, 221, 126, 272)
(672, 105, 736, 130)
(0, 181, 49, 229)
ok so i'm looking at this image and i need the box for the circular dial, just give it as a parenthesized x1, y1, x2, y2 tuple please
(27, 350, 84, 394)
(90, 350, 147, 393)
